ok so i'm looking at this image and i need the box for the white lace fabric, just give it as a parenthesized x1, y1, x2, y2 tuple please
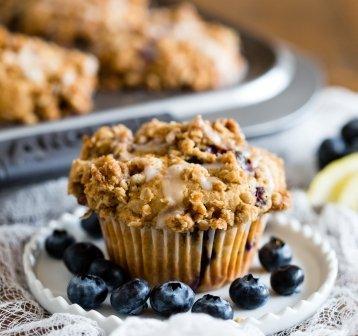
(275, 192, 358, 336)
(0, 88, 357, 335)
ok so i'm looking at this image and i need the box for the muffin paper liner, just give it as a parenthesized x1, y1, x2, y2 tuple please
(100, 215, 267, 292)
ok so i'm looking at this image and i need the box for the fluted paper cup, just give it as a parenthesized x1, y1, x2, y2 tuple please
(100, 215, 267, 292)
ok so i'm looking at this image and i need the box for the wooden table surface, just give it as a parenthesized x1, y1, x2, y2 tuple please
(193, 0, 358, 91)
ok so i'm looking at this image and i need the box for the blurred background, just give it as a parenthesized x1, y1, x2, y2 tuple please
(190, 0, 358, 90)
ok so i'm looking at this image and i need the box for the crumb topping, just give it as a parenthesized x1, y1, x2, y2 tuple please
(0, 27, 98, 123)
(144, 3, 243, 88)
(69, 116, 290, 232)
(94, 3, 245, 91)
(0, 1, 245, 91)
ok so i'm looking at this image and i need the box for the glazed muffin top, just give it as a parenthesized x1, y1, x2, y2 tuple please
(69, 116, 290, 233)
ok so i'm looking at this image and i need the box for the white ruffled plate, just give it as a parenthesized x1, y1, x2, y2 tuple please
(23, 209, 337, 335)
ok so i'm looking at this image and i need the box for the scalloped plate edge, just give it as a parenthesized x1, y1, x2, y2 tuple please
(23, 210, 338, 335)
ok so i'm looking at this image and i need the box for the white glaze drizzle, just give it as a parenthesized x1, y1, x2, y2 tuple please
(156, 163, 190, 228)
(199, 175, 221, 191)
(3, 47, 46, 84)
(144, 159, 163, 181)
(202, 162, 224, 170)
(198, 118, 223, 147)
(156, 206, 184, 229)
(161, 163, 188, 205)
(197, 117, 237, 150)
(255, 158, 275, 193)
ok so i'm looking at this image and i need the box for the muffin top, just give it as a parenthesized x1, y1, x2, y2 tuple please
(69, 116, 290, 232)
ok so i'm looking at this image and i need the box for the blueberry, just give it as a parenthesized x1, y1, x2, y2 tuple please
(341, 118, 358, 145)
(45, 229, 76, 259)
(349, 138, 358, 151)
(255, 186, 267, 207)
(235, 151, 253, 172)
(271, 265, 304, 295)
(192, 294, 233, 320)
(63, 242, 104, 275)
(206, 145, 227, 155)
(229, 274, 269, 310)
(258, 237, 292, 271)
(186, 156, 204, 164)
(318, 137, 347, 169)
(110, 279, 150, 315)
(81, 212, 102, 238)
(67, 275, 108, 310)
(88, 259, 127, 291)
(150, 281, 195, 316)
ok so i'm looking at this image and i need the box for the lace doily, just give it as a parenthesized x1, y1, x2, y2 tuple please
(0, 88, 357, 335)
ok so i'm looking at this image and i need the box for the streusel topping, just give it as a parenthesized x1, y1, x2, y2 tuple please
(0, 27, 98, 124)
(94, 3, 245, 91)
(69, 116, 290, 232)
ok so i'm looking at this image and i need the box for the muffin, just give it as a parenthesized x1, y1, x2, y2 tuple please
(0, 27, 98, 124)
(68, 116, 290, 292)
(0, 0, 148, 47)
(0, 1, 245, 91)
(96, 3, 246, 91)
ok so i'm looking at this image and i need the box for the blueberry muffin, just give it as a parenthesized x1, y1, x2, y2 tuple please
(0, 0, 147, 47)
(0, 27, 98, 124)
(0, 1, 246, 91)
(98, 3, 246, 90)
(68, 116, 290, 291)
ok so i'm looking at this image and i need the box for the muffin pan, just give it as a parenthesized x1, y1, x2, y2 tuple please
(0, 27, 323, 187)
(23, 210, 337, 335)
(0, 30, 322, 142)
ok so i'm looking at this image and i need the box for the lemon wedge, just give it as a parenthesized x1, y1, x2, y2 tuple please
(335, 172, 358, 211)
(308, 153, 358, 210)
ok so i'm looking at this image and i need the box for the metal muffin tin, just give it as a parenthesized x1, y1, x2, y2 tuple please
(0, 29, 323, 142)
(0, 28, 324, 186)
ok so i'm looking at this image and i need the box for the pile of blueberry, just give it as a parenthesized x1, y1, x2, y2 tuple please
(228, 237, 304, 311)
(318, 118, 358, 169)
(45, 214, 304, 320)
